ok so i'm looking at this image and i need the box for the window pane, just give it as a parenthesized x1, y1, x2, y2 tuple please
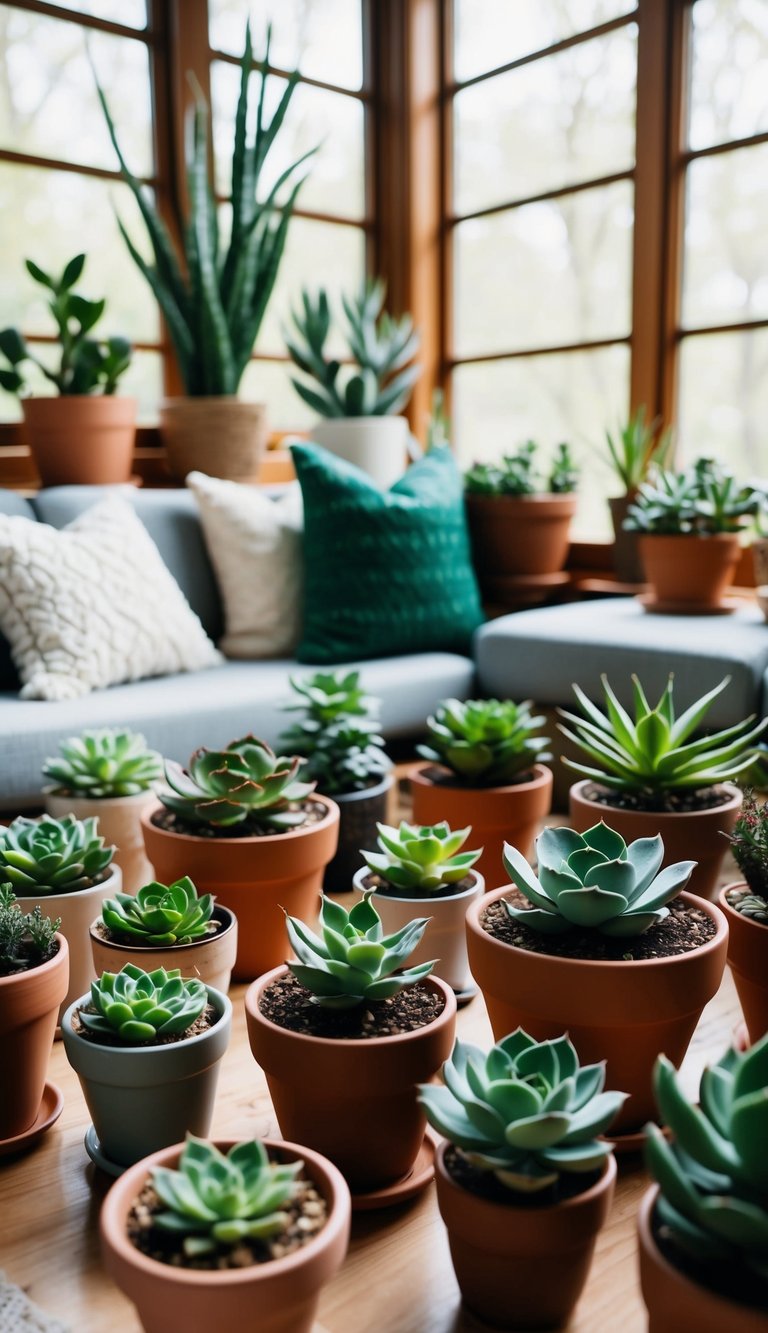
(211, 61, 365, 220)
(454, 181, 633, 357)
(677, 331, 768, 480)
(454, 0, 636, 83)
(239, 359, 315, 432)
(452, 346, 630, 536)
(208, 0, 363, 91)
(689, 0, 768, 151)
(682, 144, 768, 329)
(453, 26, 637, 215)
(47, 1, 147, 26)
(0, 8, 153, 176)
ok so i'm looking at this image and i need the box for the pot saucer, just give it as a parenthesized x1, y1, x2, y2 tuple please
(0, 1082, 63, 1158)
(350, 1132, 436, 1212)
(637, 593, 740, 617)
(607, 1123, 672, 1155)
(454, 982, 477, 1009)
(84, 1125, 126, 1178)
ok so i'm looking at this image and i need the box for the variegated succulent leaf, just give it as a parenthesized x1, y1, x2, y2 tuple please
(159, 735, 314, 829)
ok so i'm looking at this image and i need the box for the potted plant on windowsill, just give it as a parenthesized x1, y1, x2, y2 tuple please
(285, 281, 420, 489)
(279, 669, 393, 892)
(603, 404, 672, 583)
(100, 1134, 351, 1333)
(245, 892, 456, 1198)
(410, 697, 553, 889)
(97, 23, 316, 482)
(466, 821, 728, 1135)
(418, 1030, 625, 1329)
(353, 821, 483, 996)
(719, 790, 768, 1044)
(61, 964, 232, 1171)
(43, 728, 162, 894)
(559, 672, 766, 899)
(638, 1040, 768, 1331)
(0, 253, 134, 486)
(140, 736, 339, 982)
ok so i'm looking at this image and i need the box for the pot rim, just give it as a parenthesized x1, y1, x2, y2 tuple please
(88, 904, 237, 955)
(436, 1137, 617, 1219)
(410, 761, 552, 798)
(43, 785, 157, 809)
(61, 981, 232, 1055)
(160, 396, 264, 408)
(352, 865, 484, 904)
(0, 930, 68, 990)
(570, 778, 743, 823)
(464, 492, 578, 509)
(140, 794, 340, 849)
(14, 864, 121, 904)
(638, 531, 742, 545)
(327, 771, 394, 805)
(22, 394, 137, 407)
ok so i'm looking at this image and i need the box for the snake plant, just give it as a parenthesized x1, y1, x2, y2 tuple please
(43, 728, 162, 799)
(363, 821, 481, 896)
(160, 736, 314, 831)
(0, 815, 114, 895)
(101, 877, 214, 946)
(418, 697, 551, 787)
(81, 964, 208, 1043)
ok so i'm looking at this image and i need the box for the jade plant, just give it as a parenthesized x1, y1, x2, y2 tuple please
(418, 697, 551, 787)
(0, 885, 61, 977)
(149, 1136, 302, 1257)
(363, 821, 481, 896)
(43, 728, 162, 799)
(464, 440, 579, 497)
(285, 890, 434, 1009)
(100, 877, 214, 946)
(419, 1029, 625, 1194)
(80, 964, 208, 1043)
(728, 790, 768, 907)
(160, 736, 314, 832)
(645, 1036, 768, 1299)
(0, 815, 114, 895)
(625, 457, 760, 535)
(279, 670, 391, 796)
(503, 823, 694, 936)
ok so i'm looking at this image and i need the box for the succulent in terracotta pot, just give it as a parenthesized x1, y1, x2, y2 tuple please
(720, 790, 768, 1044)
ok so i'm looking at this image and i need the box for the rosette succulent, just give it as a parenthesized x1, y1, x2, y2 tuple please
(503, 823, 694, 936)
(151, 1136, 302, 1257)
(160, 736, 314, 831)
(0, 885, 61, 977)
(363, 821, 481, 896)
(419, 1030, 625, 1193)
(80, 964, 208, 1042)
(43, 728, 162, 798)
(285, 890, 434, 1009)
(418, 697, 551, 787)
(280, 669, 390, 796)
(101, 876, 214, 946)
(0, 815, 114, 895)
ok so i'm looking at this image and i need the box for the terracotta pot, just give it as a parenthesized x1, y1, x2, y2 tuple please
(100, 1136, 351, 1333)
(465, 493, 577, 583)
(323, 773, 394, 893)
(719, 883, 768, 1044)
(159, 398, 267, 482)
(353, 866, 484, 993)
(22, 395, 136, 486)
(89, 905, 238, 995)
(436, 1140, 616, 1329)
(310, 416, 410, 489)
(44, 789, 156, 895)
(62, 983, 232, 1167)
(638, 532, 741, 608)
(0, 933, 69, 1140)
(410, 762, 552, 890)
(466, 886, 727, 1133)
(637, 1186, 767, 1332)
(245, 967, 456, 1192)
(752, 537, 768, 587)
(609, 493, 646, 584)
(569, 778, 741, 901)
(141, 798, 339, 982)
(17, 864, 122, 1024)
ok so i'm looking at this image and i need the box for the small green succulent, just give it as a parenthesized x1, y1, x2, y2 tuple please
(0, 815, 114, 896)
(625, 457, 760, 535)
(160, 736, 314, 831)
(285, 890, 434, 1010)
(503, 823, 694, 937)
(150, 1136, 302, 1257)
(363, 821, 481, 896)
(728, 791, 768, 901)
(43, 728, 162, 798)
(280, 670, 391, 796)
(419, 1029, 625, 1194)
(80, 964, 208, 1043)
(418, 697, 551, 788)
(101, 876, 214, 946)
(464, 440, 579, 497)
(645, 1036, 768, 1294)
(728, 890, 768, 925)
(0, 884, 61, 977)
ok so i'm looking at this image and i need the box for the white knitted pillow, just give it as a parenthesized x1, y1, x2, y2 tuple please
(187, 471, 303, 658)
(0, 496, 222, 701)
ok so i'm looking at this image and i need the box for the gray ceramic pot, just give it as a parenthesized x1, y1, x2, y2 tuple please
(322, 772, 394, 893)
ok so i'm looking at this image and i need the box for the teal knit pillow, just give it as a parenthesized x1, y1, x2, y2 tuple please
(292, 443, 484, 664)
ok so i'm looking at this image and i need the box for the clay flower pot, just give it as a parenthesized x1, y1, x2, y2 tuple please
(719, 884, 768, 1044)
(638, 532, 741, 610)
(466, 886, 728, 1134)
(637, 1186, 767, 1332)
(410, 762, 552, 891)
(323, 773, 394, 893)
(45, 789, 156, 895)
(160, 398, 267, 483)
(23, 395, 136, 486)
(141, 798, 340, 982)
(465, 493, 577, 581)
(100, 1136, 351, 1333)
(436, 1140, 616, 1329)
(245, 967, 456, 1192)
(0, 933, 69, 1140)
(89, 905, 238, 995)
(61, 983, 232, 1168)
(569, 778, 741, 902)
(352, 865, 484, 993)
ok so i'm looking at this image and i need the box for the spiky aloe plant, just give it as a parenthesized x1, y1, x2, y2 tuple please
(96, 23, 315, 395)
(625, 458, 760, 535)
(0, 815, 114, 895)
(81, 964, 208, 1043)
(43, 728, 162, 799)
(363, 821, 481, 896)
(418, 697, 551, 787)
(100, 877, 214, 946)
(604, 404, 672, 493)
(160, 736, 314, 831)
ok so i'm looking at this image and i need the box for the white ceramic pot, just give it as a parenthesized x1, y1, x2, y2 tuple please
(352, 866, 484, 993)
(44, 790, 156, 895)
(310, 417, 410, 489)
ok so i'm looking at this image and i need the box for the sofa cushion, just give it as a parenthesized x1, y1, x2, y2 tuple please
(0, 491, 35, 691)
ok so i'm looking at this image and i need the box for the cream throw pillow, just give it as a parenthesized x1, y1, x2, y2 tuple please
(187, 471, 303, 658)
(0, 496, 222, 701)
